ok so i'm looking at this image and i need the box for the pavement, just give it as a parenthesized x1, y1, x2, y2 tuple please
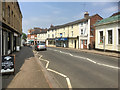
(2, 46, 51, 89)
(47, 45, 120, 58)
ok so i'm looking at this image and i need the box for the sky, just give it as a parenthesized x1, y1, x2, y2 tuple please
(18, 2, 118, 34)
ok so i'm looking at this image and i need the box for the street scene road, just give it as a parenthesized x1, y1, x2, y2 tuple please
(1, 1, 120, 90)
(38, 47, 119, 88)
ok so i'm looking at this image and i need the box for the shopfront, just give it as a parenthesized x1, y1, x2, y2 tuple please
(55, 38, 68, 47)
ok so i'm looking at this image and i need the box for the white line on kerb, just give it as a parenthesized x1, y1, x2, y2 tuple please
(49, 49, 119, 70)
(38, 55, 72, 89)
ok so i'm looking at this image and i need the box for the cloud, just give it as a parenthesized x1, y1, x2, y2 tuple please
(73, 12, 84, 20)
(102, 6, 118, 14)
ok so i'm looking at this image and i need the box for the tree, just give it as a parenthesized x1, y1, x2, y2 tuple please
(22, 33, 27, 41)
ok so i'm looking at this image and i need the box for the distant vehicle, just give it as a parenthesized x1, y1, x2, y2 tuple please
(26, 43, 30, 47)
(34, 43, 47, 51)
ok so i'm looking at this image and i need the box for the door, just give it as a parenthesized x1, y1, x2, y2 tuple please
(81, 40, 83, 49)
(75, 40, 76, 48)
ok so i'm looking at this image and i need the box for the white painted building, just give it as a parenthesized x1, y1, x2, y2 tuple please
(37, 31, 47, 44)
(95, 12, 120, 52)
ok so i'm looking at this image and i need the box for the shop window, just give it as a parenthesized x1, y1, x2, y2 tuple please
(118, 29, 120, 44)
(99, 31, 103, 43)
(108, 30, 112, 44)
(8, 32, 11, 49)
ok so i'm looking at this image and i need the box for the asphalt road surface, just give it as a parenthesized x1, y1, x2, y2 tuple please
(38, 47, 119, 89)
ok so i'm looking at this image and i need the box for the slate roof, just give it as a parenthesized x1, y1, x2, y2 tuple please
(48, 14, 102, 31)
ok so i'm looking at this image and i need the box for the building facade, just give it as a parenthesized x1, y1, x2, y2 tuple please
(27, 28, 47, 45)
(0, 1, 22, 55)
(47, 12, 103, 49)
(47, 25, 56, 46)
(37, 30, 47, 44)
(95, 12, 120, 52)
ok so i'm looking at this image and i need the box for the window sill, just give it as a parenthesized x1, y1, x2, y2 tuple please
(98, 43, 103, 45)
(106, 44, 113, 46)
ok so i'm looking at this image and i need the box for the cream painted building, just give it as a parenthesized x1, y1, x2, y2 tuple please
(47, 25, 56, 46)
(47, 12, 102, 49)
(37, 30, 47, 44)
(95, 12, 120, 52)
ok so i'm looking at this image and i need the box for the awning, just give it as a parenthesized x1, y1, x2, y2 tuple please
(56, 38, 68, 41)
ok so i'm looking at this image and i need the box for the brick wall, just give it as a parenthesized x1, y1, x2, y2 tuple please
(90, 14, 103, 49)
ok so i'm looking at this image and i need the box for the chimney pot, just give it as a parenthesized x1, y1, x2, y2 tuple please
(84, 11, 89, 18)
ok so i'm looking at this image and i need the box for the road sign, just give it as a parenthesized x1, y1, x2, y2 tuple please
(1, 55, 15, 74)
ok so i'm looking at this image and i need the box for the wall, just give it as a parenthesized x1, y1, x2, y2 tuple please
(95, 22, 120, 52)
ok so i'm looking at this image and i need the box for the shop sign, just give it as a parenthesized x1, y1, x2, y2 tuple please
(14, 33, 18, 37)
(1, 55, 15, 74)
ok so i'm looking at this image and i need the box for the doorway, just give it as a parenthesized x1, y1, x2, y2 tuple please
(74, 40, 76, 48)
(81, 40, 83, 49)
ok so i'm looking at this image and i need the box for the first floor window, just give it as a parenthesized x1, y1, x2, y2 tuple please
(48, 34, 50, 38)
(71, 31, 73, 36)
(100, 31, 103, 43)
(118, 29, 120, 44)
(52, 34, 54, 38)
(108, 30, 112, 44)
(81, 29, 83, 35)
(72, 40, 73, 44)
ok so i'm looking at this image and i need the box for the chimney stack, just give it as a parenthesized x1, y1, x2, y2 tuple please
(84, 11, 89, 18)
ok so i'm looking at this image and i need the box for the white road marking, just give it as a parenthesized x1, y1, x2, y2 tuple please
(48, 48, 119, 70)
(97, 63, 119, 69)
(38, 54, 72, 89)
(47, 68, 67, 78)
(66, 77, 72, 89)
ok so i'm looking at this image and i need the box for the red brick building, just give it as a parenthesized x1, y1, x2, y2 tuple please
(27, 27, 47, 45)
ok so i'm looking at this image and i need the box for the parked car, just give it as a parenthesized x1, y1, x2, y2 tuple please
(34, 43, 47, 51)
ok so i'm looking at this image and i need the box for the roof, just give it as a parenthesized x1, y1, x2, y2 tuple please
(31, 30, 41, 34)
(39, 30, 47, 34)
(30, 28, 47, 35)
(48, 14, 102, 31)
(94, 14, 120, 26)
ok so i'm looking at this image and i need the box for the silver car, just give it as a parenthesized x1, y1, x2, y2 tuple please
(35, 43, 47, 51)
